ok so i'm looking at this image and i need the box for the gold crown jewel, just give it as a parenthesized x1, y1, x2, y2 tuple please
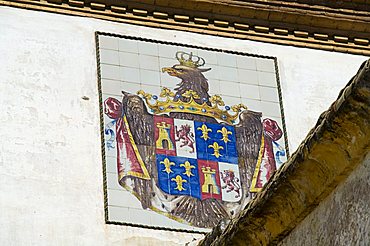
(176, 51, 205, 68)
(137, 88, 248, 124)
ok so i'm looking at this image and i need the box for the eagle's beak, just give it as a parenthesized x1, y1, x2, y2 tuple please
(161, 67, 172, 73)
(161, 67, 178, 76)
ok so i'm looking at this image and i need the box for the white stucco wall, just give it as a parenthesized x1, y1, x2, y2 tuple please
(0, 6, 367, 245)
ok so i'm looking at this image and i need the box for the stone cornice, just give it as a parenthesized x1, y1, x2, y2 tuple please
(1, 0, 370, 55)
(199, 59, 370, 245)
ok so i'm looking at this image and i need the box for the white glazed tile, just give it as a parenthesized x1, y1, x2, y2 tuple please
(217, 53, 237, 67)
(100, 49, 119, 65)
(258, 71, 277, 87)
(159, 57, 176, 70)
(108, 189, 144, 209)
(260, 101, 281, 117)
(121, 67, 140, 84)
(106, 172, 124, 190)
(256, 58, 275, 72)
(119, 39, 138, 53)
(241, 98, 262, 112)
(128, 208, 153, 226)
(107, 206, 130, 222)
(140, 84, 161, 96)
(100, 64, 121, 81)
(119, 52, 139, 68)
(160, 73, 179, 89)
(205, 65, 220, 80)
(208, 79, 220, 95)
(139, 54, 160, 71)
(238, 69, 258, 85)
(197, 49, 218, 65)
(99, 36, 119, 50)
(158, 45, 178, 59)
(140, 69, 161, 86)
(138, 42, 158, 56)
(217, 66, 238, 81)
(105, 156, 118, 173)
(219, 81, 240, 97)
(259, 86, 279, 102)
(101, 79, 122, 96)
(150, 211, 173, 228)
(240, 84, 260, 100)
(221, 95, 242, 106)
(121, 81, 141, 94)
(237, 56, 257, 70)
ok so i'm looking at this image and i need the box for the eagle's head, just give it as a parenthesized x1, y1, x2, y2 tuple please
(161, 65, 211, 82)
(161, 52, 212, 103)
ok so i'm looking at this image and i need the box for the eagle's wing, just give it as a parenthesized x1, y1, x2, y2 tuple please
(121, 91, 155, 209)
(235, 110, 263, 202)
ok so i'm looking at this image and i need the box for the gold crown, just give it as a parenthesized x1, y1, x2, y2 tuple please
(137, 88, 247, 124)
(176, 51, 205, 68)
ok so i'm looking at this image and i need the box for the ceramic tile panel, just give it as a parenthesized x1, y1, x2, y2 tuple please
(139, 54, 160, 71)
(240, 84, 261, 100)
(99, 36, 119, 50)
(120, 81, 141, 94)
(259, 86, 280, 102)
(119, 52, 139, 68)
(138, 42, 158, 56)
(100, 64, 121, 81)
(119, 39, 138, 53)
(101, 79, 123, 96)
(100, 49, 120, 65)
(241, 98, 263, 112)
(217, 66, 238, 81)
(120, 67, 140, 84)
(158, 45, 178, 59)
(219, 81, 240, 97)
(98, 34, 288, 232)
(238, 69, 259, 85)
(106, 172, 124, 190)
(197, 50, 218, 65)
(237, 56, 257, 70)
(140, 69, 161, 86)
(105, 156, 117, 173)
(108, 190, 143, 209)
(256, 58, 275, 72)
(258, 71, 277, 87)
(217, 53, 237, 67)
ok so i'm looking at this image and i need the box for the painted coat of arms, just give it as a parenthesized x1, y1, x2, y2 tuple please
(102, 46, 286, 229)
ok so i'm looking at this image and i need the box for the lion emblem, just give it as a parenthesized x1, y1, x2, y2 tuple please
(175, 124, 195, 153)
(220, 170, 241, 198)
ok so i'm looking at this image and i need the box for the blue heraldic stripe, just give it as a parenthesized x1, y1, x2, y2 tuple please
(194, 121, 238, 164)
(156, 155, 201, 199)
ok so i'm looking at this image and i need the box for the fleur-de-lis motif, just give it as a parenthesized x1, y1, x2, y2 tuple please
(217, 127, 232, 143)
(197, 124, 212, 140)
(182, 90, 200, 99)
(160, 158, 175, 174)
(171, 175, 187, 191)
(180, 161, 195, 177)
(210, 95, 225, 106)
(160, 87, 175, 98)
(208, 142, 224, 158)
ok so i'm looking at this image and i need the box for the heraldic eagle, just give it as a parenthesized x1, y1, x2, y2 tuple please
(104, 51, 282, 228)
